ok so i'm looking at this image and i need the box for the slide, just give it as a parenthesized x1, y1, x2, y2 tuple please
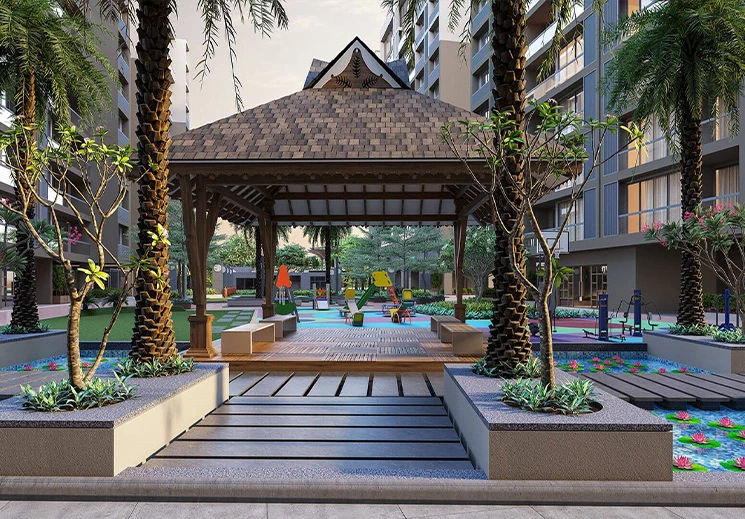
(356, 284, 377, 310)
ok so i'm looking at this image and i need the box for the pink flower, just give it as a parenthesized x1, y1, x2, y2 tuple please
(629, 367, 639, 374)
(691, 432, 709, 444)
(593, 364, 605, 371)
(674, 456, 693, 470)
(657, 368, 667, 374)
(633, 361, 643, 367)
(675, 411, 691, 421)
(678, 367, 689, 373)
(641, 223, 650, 233)
(592, 357, 601, 363)
(738, 430, 745, 439)
(659, 240, 668, 247)
(553, 361, 558, 366)
(568, 360, 580, 369)
(82, 361, 91, 368)
(654, 221, 663, 230)
(718, 417, 736, 429)
(683, 211, 694, 221)
(612, 355, 623, 361)
(604, 359, 612, 365)
(47, 361, 58, 371)
(735, 457, 745, 470)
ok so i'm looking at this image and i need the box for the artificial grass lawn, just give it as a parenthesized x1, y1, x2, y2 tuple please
(41, 307, 253, 342)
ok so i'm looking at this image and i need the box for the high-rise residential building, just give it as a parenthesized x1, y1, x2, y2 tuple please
(0, 11, 136, 303)
(170, 39, 191, 136)
(380, 1, 471, 110)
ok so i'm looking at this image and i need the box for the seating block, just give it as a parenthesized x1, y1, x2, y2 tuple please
(430, 315, 461, 334)
(439, 323, 483, 357)
(260, 314, 298, 339)
(221, 323, 275, 355)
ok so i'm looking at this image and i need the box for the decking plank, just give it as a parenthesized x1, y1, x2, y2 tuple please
(657, 373, 745, 410)
(156, 440, 469, 460)
(339, 374, 370, 396)
(275, 373, 318, 396)
(307, 373, 344, 396)
(426, 372, 444, 396)
(242, 372, 293, 396)
(228, 396, 443, 406)
(144, 458, 476, 472)
(214, 404, 448, 416)
(584, 379, 630, 402)
(180, 426, 460, 442)
(198, 414, 454, 428)
(582, 373, 661, 409)
(371, 373, 400, 396)
(610, 374, 695, 410)
(400, 373, 431, 396)
(228, 372, 267, 397)
(646, 374, 727, 410)
(698, 374, 745, 392)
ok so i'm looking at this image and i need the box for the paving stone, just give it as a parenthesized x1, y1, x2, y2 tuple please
(531, 506, 681, 519)
(268, 503, 404, 519)
(130, 502, 267, 519)
(398, 504, 521, 518)
(0, 501, 136, 519)
(665, 507, 745, 519)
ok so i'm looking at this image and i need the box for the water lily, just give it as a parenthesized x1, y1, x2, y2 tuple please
(23, 365, 33, 371)
(735, 457, 745, 470)
(633, 361, 643, 367)
(629, 367, 639, 374)
(553, 361, 558, 366)
(593, 363, 605, 371)
(737, 430, 745, 439)
(657, 368, 667, 374)
(47, 361, 59, 371)
(674, 456, 693, 470)
(82, 361, 91, 368)
(592, 357, 601, 363)
(675, 411, 691, 421)
(718, 417, 736, 429)
(678, 367, 689, 373)
(568, 360, 580, 370)
(691, 432, 709, 444)
(604, 359, 612, 365)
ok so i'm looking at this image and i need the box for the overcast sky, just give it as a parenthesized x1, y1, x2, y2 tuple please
(173, 0, 387, 128)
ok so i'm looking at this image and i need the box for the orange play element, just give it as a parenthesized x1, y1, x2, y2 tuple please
(386, 285, 400, 306)
(275, 265, 291, 288)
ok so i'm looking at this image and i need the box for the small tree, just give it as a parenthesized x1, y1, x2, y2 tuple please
(0, 123, 167, 389)
(463, 226, 496, 300)
(276, 244, 307, 272)
(442, 101, 641, 388)
(644, 204, 745, 333)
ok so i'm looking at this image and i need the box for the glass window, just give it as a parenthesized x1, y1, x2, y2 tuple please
(715, 165, 738, 206)
(623, 171, 681, 233)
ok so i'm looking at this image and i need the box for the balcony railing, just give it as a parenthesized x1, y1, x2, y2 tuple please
(0, 164, 13, 186)
(618, 193, 739, 234)
(428, 1, 439, 29)
(471, 38, 491, 71)
(428, 31, 440, 56)
(471, 1, 490, 32)
(471, 81, 491, 112)
(527, 52, 584, 101)
(117, 243, 132, 261)
(702, 112, 732, 144)
(525, 225, 577, 255)
(117, 54, 130, 79)
(66, 239, 92, 256)
(118, 89, 129, 116)
(527, 3, 583, 60)
(118, 129, 129, 146)
(118, 206, 130, 226)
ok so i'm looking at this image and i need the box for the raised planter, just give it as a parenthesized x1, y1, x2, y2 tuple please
(0, 330, 67, 368)
(52, 294, 70, 304)
(644, 330, 745, 374)
(444, 364, 672, 481)
(0, 363, 228, 476)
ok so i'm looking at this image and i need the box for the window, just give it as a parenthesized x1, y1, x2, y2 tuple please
(475, 31, 489, 53)
(119, 225, 129, 246)
(714, 165, 739, 205)
(0, 149, 12, 186)
(557, 34, 583, 82)
(620, 0, 657, 18)
(558, 199, 584, 242)
(561, 90, 583, 119)
(622, 172, 681, 233)
(475, 68, 489, 92)
(620, 115, 667, 169)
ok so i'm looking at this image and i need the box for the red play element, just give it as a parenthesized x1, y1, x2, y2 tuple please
(386, 286, 400, 305)
(276, 265, 291, 288)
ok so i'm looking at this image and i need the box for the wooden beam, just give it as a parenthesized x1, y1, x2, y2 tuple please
(207, 186, 270, 219)
(273, 192, 451, 200)
(270, 214, 459, 223)
(457, 193, 489, 218)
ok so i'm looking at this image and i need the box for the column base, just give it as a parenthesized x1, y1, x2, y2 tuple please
(185, 314, 217, 358)
(453, 303, 466, 322)
(262, 303, 275, 319)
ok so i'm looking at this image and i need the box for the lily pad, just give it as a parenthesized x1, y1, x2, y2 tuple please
(678, 436, 722, 448)
(665, 414, 702, 424)
(673, 463, 708, 472)
(726, 432, 745, 442)
(707, 421, 745, 431)
(672, 369, 692, 374)
(720, 460, 745, 472)
(558, 363, 584, 372)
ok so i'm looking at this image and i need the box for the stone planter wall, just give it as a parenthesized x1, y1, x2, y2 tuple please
(0, 330, 67, 368)
(0, 363, 228, 476)
(444, 365, 672, 481)
(644, 330, 745, 374)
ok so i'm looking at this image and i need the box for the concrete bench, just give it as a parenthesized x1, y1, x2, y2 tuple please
(430, 315, 461, 335)
(221, 323, 275, 355)
(260, 314, 298, 339)
(439, 323, 483, 357)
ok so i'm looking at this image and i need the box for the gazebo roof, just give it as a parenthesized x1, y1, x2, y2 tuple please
(168, 37, 489, 227)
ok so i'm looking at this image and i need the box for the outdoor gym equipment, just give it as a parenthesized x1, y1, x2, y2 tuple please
(274, 265, 299, 321)
(583, 294, 625, 342)
(613, 289, 661, 336)
(717, 289, 738, 331)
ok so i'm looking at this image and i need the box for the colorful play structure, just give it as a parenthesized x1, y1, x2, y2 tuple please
(274, 264, 299, 321)
(312, 282, 331, 310)
(341, 271, 414, 326)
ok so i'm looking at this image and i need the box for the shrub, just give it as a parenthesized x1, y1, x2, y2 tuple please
(20, 375, 135, 412)
(235, 289, 255, 296)
(104, 287, 125, 306)
(526, 305, 598, 319)
(115, 356, 194, 378)
(1, 322, 50, 334)
(416, 300, 493, 319)
(206, 287, 217, 295)
(668, 323, 717, 336)
(502, 378, 598, 415)
(473, 356, 541, 378)
(713, 328, 745, 344)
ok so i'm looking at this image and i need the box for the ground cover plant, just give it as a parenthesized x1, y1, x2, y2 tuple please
(667, 323, 717, 336)
(416, 300, 492, 319)
(501, 378, 598, 415)
(21, 375, 134, 412)
(116, 356, 194, 378)
(473, 356, 541, 378)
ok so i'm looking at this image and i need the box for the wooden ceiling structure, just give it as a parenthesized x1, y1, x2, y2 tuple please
(169, 38, 488, 358)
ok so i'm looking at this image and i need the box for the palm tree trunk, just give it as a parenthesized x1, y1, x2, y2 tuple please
(324, 226, 332, 286)
(129, 0, 177, 361)
(677, 100, 706, 327)
(484, 0, 532, 372)
(10, 71, 40, 332)
(255, 230, 263, 299)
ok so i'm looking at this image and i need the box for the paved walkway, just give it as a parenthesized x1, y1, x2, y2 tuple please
(0, 501, 742, 518)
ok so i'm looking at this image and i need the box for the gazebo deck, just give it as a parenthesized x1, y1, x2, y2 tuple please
(191, 327, 484, 372)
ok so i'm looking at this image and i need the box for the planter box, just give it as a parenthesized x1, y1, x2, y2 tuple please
(52, 295, 70, 304)
(645, 330, 745, 374)
(0, 363, 228, 476)
(0, 330, 67, 369)
(444, 365, 672, 481)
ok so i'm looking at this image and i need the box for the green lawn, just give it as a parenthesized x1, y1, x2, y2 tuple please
(41, 307, 254, 342)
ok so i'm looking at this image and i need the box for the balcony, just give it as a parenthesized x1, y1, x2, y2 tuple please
(117, 54, 130, 79)
(527, 51, 584, 101)
(525, 227, 574, 256)
(0, 164, 13, 186)
(428, 31, 440, 56)
(0, 93, 13, 128)
(117, 243, 132, 261)
(118, 206, 130, 226)
(702, 112, 732, 145)
(471, 40, 491, 72)
(526, 3, 583, 61)
(118, 129, 129, 146)
(428, 1, 439, 30)
(65, 239, 93, 257)
(428, 63, 440, 87)
(471, 1, 490, 33)
(415, 24, 427, 47)
(118, 90, 129, 117)
(380, 10, 394, 41)
(471, 81, 491, 112)
(618, 134, 669, 171)
(619, 193, 739, 234)
(417, 81, 428, 95)
(117, 16, 129, 39)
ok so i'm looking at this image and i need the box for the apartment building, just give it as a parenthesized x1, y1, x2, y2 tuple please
(0, 12, 135, 303)
(380, 1, 471, 110)
(170, 39, 191, 137)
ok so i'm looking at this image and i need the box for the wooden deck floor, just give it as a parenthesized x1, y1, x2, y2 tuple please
(193, 328, 483, 372)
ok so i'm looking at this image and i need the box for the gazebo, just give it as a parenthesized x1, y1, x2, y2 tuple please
(169, 38, 489, 358)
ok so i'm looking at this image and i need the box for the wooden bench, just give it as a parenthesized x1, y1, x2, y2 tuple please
(430, 315, 461, 334)
(439, 323, 483, 357)
(260, 314, 298, 339)
(221, 323, 275, 355)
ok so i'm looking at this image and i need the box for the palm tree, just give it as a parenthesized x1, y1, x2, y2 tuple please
(0, 0, 111, 332)
(303, 226, 352, 286)
(93, 0, 288, 361)
(605, 0, 745, 328)
(387, 0, 575, 373)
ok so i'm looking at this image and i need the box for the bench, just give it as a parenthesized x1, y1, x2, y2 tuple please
(260, 314, 298, 339)
(221, 323, 275, 355)
(430, 315, 461, 334)
(439, 323, 483, 357)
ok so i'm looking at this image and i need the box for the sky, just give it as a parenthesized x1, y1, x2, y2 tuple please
(173, 0, 388, 128)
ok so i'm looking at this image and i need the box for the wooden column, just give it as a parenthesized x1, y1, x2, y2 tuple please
(453, 217, 467, 322)
(259, 216, 276, 318)
(181, 175, 222, 358)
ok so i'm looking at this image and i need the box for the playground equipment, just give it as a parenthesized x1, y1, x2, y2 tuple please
(583, 294, 625, 342)
(274, 265, 299, 321)
(349, 271, 399, 312)
(313, 282, 331, 310)
(343, 288, 364, 326)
